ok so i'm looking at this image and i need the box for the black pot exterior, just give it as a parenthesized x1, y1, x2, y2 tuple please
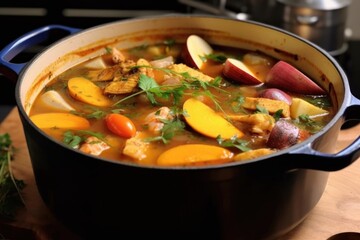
(19, 111, 330, 240)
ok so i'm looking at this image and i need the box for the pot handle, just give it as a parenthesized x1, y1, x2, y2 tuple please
(285, 95, 360, 171)
(0, 25, 80, 81)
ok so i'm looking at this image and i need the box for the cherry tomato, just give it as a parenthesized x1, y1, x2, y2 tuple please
(105, 113, 136, 138)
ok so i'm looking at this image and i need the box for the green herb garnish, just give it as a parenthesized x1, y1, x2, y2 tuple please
(204, 53, 228, 63)
(145, 118, 186, 144)
(0, 133, 25, 220)
(216, 135, 251, 152)
(63, 130, 106, 148)
(293, 114, 323, 133)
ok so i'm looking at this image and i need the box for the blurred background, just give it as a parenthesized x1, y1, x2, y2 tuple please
(0, 0, 359, 119)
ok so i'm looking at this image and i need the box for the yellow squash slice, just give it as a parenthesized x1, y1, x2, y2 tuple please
(157, 144, 233, 166)
(68, 77, 113, 107)
(30, 113, 90, 130)
(183, 98, 243, 139)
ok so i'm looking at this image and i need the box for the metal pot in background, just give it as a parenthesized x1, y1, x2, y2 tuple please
(274, 0, 352, 56)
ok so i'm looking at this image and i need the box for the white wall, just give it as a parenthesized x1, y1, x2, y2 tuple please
(347, 0, 360, 39)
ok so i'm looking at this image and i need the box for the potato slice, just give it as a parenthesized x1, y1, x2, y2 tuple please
(40, 90, 75, 111)
(68, 77, 113, 107)
(290, 98, 329, 119)
(233, 148, 275, 161)
(30, 113, 90, 130)
(183, 98, 243, 139)
(242, 97, 290, 118)
(157, 144, 233, 166)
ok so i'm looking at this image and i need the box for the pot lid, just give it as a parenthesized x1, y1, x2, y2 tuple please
(277, 0, 352, 10)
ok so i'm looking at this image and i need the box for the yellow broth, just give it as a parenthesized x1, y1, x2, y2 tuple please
(29, 36, 335, 166)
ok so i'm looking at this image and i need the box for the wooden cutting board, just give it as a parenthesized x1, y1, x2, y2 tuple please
(1, 108, 360, 240)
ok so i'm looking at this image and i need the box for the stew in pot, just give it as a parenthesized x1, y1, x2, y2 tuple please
(28, 34, 334, 166)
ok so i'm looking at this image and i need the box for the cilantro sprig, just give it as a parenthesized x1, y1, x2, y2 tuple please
(113, 72, 226, 110)
(216, 135, 251, 152)
(145, 118, 186, 144)
(293, 114, 323, 133)
(63, 130, 107, 148)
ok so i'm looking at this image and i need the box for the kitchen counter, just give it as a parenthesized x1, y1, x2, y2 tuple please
(0, 108, 359, 240)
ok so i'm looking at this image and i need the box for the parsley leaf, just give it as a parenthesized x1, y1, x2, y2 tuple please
(63, 130, 106, 149)
(145, 117, 185, 144)
(255, 105, 269, 114)
(293, 114, 323, 133)
(273, 109, 283, 121)
(216, 135, 251, 152)
(204, 53, 228, 63)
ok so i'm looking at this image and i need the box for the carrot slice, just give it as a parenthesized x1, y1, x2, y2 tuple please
(68, 77, 113, 107)
(157, 144, 233, 166)
(183, 98, 243, 139)
(30, 113, 90, 130)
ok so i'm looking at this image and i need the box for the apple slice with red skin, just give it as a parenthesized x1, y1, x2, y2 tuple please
(258, 88, 292, 105)
(223, 58, 263, 85)
(265, 61, 326, 95)
(182, 35, 213, 69)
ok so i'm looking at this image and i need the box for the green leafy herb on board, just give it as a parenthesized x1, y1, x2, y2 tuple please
(0, 133, 25, 220)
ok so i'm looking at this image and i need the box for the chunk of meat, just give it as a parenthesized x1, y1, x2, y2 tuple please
(104, 74, 139, 94)
(168, 63, 213, 82)
(242, 97, 290, 118)
(136, 58, 155, 79)
(111, 47, 126, 63)
(233, 148, 276, 161)
(87, 59, 136, 82)
(79, 136, 110, 156)
(143, 107, 174, 133)
(123, 132, 150, 160)
(104, 58, 154, 94)
(227, 113, 275, 134)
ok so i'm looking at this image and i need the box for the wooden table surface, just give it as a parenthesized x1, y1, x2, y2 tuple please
(1, 108, 360, 240)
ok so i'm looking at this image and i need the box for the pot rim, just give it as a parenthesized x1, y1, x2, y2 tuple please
(14, 14, 352, 170)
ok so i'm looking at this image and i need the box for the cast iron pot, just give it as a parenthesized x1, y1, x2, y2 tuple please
(1, 15, 360, 240)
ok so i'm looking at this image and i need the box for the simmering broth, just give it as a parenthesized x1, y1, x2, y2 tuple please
(29, 35, 334, 166)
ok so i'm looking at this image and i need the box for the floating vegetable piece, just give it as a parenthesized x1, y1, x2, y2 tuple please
(30, 113, 90, 130)
(258, 88, 292, 105)
(290, 98, 329, 119)
(40, 90, 75, 111)
(183, 98, 243, 139)
(105, 113, 137, 138)
(182, 35, 213, 69)
(242, 97, 290, 118)
(267, 119, 300, 149)
(223, 58, 263, 85)
(150, 56, 174, 68)
(157, 144, 233, 166)
(233, 148, 275, 161)
(68, 77, 113, 107)
(265, 61, 326, 95)
(83, 57, 107, 69)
